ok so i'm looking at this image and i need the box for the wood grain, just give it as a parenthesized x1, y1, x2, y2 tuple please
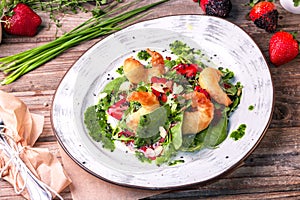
(1, 0, 300, 199)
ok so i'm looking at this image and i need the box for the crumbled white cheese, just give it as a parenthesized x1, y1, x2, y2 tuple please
(159, 126, 167, 138)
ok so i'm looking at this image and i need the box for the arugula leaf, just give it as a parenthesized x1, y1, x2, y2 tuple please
(155, 143, 177, 166)
(164, 59, 177, 69)
(219, 67, 234, 81)
(219, 68, 243, 114)
(169, 40, 204, 66)
(135, 151, 152, 163)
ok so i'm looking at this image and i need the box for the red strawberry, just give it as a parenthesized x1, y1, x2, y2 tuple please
(1, 3, 42, 37)
(173, 63, 200, 78)
(249, 1, 278, 33)
(269, 31, 299, 66)
(200, 0, 232, 18)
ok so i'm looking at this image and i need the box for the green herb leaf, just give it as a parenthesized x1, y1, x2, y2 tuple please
(84, 105, 115, 151)
(203, 107, 229, 147)
(169, 40, 203, 66)
(168, 159, 184, 166)
(102, 76, 127, 94)
(137, 50, 151, 61)
(136, 106, 168, 138)
(170, 112, 183, 150)
(155, 143, 176, 165)
(180, 130, 207, 152)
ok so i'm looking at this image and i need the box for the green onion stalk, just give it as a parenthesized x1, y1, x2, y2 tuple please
(0, 0, 169, 85)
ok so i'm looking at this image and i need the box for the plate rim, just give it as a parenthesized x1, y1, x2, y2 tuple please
(51, 14, 275, 190)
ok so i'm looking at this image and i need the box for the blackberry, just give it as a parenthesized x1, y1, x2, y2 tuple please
(254, 10, 279, 33)
(205, 0, 232, 18)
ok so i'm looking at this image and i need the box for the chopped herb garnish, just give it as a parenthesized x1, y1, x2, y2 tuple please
(137, 50, 151, 61)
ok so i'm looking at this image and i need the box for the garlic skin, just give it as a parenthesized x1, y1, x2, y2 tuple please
(280, 0, 300, 14)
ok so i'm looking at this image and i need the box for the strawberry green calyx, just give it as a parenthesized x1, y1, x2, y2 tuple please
(0, 0, 7, 18)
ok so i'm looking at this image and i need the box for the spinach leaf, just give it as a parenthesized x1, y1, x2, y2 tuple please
(136, 106, 168, 138)
(203, 107, 229, 147)
(102, 76, 127, 94)
(170, 112, 183, 150)
(180, 130, 207, 152)
(134, 133, 161, 148)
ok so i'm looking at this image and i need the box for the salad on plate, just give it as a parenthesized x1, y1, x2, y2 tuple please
(84, 41, 243, 166)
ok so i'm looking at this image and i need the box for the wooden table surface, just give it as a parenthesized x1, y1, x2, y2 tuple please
(1, 0, 300, 199)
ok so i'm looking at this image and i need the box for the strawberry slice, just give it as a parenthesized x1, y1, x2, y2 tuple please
(173, 63, 200, 78)
(152, 89, 168, 103)
(1, 3, 42, 37)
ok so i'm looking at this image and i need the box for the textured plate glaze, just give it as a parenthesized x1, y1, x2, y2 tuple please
(52, 15, 274, 189)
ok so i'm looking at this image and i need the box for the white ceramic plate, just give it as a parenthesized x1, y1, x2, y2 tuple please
(52, 15, 274, 189)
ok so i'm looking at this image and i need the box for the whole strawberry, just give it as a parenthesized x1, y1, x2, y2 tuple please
(1, 3, 42, 37)
(200, 0, 232, 18)
(249, 1, 278, 33)
(269, 31, 299, 66)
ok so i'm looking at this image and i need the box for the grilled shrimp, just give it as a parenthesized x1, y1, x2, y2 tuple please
(146, 48, 165, 75)
(123, 57, 148, 84)
(123, 49, 165, 84)
(126, 91, 160, 132)
(182, 91, 214, 134)
(198, 67, 232, 106)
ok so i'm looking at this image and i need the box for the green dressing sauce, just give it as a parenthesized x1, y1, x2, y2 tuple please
(248, 105, 254, 111)
(230, 124, 247, 141)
